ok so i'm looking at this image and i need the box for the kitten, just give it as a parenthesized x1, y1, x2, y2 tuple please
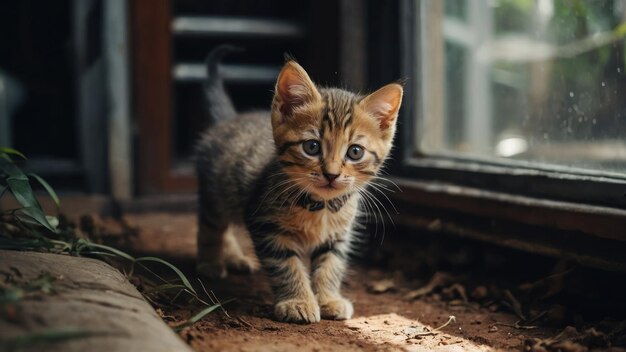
(195, 45, 403, 323)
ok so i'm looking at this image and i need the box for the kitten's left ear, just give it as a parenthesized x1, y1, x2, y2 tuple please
(360, 83, 403, 132)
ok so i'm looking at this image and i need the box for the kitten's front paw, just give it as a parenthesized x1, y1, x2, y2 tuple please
(274, 298, 320, 324)
(320, 297, 353, 320)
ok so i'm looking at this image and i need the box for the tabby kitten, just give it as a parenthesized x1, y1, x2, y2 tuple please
(196, 46, 403, 324)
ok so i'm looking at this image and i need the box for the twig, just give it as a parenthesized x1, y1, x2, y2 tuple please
(184, 288, 210, 306)
(404, 272, 454, 300)
(237, 316, 253, 328)
(414, 316, 457, 336)
(170, 289, 184, 305)
(494, 321, 539, 330)
(188, 278, 216, 307)
(514, 321, 539, 330)
(197, 278, 216, 306)
(524, 310, 548, 326)
(493, 311, 546, 330)
(210, 290, 231, 318)
(504, 290, 526, 321)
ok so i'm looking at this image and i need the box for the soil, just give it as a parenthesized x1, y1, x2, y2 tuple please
(93, 212, 626, 352)
(169, 269, 553, 352)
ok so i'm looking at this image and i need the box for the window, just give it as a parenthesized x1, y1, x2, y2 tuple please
(396, 0, 626, 209)
(418, 0, 626, 174)
(393, 0, 626, 268)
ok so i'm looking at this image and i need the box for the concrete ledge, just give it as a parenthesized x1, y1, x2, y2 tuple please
(0, 250, 192, 352)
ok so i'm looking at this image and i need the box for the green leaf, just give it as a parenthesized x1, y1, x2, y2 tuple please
(46, 216, 59, 228)
(0, 147, 26, 159)
(83, 242, 136, 261)
(15, 206, 56, 233)
(187, 303, 222, 324)
(81, 251, 118, 258)
(7, 176, 42, 210)
(177, 297, 236, 330)
(135, 257, 197, 295)
(0, 157, 25, 177)
(28, 173, 60, 207)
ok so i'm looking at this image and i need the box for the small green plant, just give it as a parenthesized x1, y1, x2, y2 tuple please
(0, 148, 227, 329)
(0, 147, 59, 233)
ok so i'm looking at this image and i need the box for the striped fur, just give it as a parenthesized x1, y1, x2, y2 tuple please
(196, 57, 403, 324)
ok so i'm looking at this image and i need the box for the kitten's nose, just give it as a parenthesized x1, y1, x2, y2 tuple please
(323, 173, 340, 182)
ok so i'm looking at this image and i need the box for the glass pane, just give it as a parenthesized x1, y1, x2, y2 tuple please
(419, 0, 626, 174)
(444, 0, 468, 22)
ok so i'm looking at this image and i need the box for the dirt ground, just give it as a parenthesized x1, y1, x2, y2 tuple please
(170, 269, 555, 352)
(94, 212, 625, 352)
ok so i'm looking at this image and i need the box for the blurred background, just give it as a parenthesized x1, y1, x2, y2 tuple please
(0, 0, 398, 199)
(0, 0, 625, 200)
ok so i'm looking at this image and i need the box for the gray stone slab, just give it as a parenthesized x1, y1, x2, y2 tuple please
(0, 250, 192, 352)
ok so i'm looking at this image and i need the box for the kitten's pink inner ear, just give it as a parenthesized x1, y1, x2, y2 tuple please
(276, 62, 318, 116)
(361, 84, 403, 130)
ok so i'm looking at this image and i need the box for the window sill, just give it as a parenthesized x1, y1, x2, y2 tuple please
(388, 177, 626, 272)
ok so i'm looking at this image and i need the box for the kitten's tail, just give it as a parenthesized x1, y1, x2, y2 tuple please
(204, 45, 243, 124)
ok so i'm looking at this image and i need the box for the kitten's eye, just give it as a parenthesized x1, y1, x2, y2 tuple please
(302, 140, 321, 156)
(346, 145, 364, 160)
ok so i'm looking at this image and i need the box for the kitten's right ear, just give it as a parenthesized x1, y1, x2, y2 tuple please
(275, 61, 320, 117)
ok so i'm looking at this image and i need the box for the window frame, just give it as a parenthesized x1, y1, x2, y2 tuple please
(388, 0, 626, 250)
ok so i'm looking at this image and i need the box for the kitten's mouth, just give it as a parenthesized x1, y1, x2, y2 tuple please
(311, 182, 349, 199)
(315, 182, 345, 192)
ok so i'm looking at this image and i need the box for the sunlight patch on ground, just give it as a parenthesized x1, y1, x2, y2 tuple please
(344, 313, 493, 351)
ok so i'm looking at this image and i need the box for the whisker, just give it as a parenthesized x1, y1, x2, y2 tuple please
(365, 186, 396, 229)
(352, 186, 373, 227)
(367, 183, 399, 215)
(254, 175, 309, 214)
(369, 176, 402, 192)
(354, 184, 384, 241)
(357, 183, 395, 244)
(368, 180, 394, 193)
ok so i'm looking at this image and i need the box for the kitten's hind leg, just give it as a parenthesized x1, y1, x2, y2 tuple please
(197, 220, 258, 279)
(222, 224, 259, 274)
(196, 217, 229, 279)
